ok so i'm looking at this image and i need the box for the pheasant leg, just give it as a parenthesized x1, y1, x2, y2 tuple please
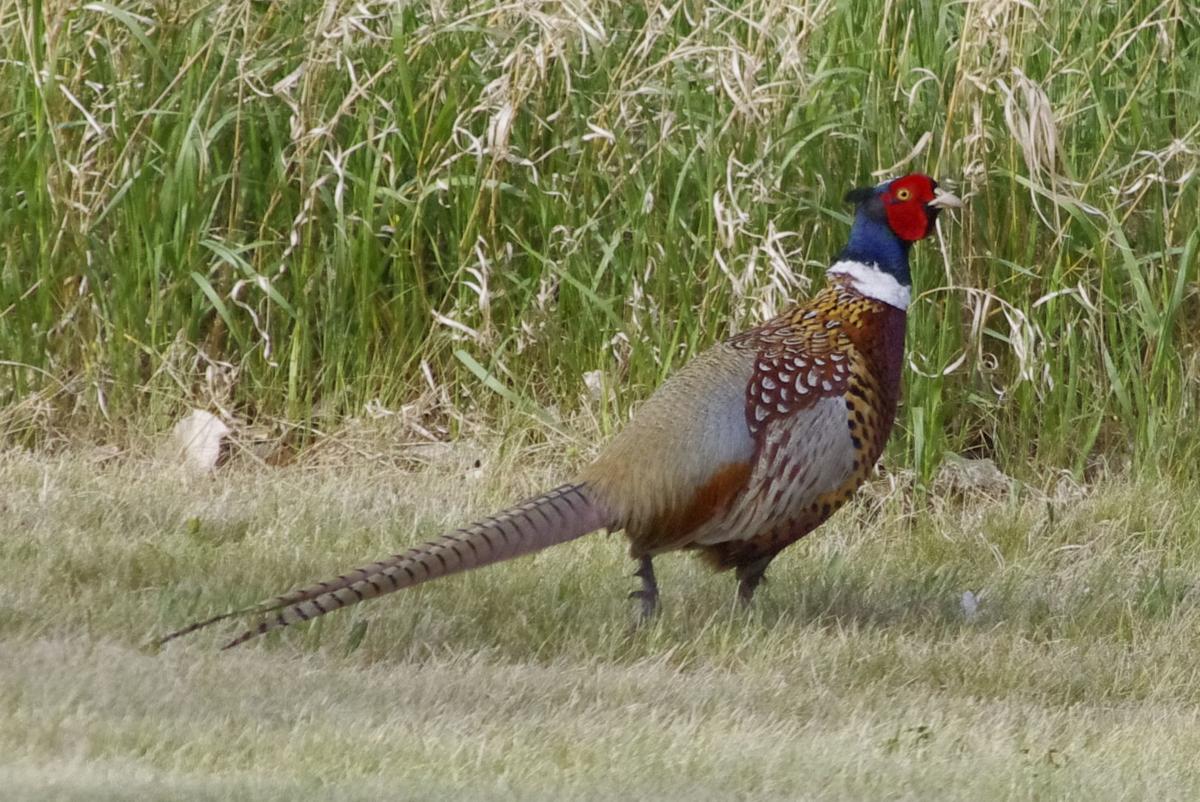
(629, 556, 659, 621)
(736, 554, 774, 606)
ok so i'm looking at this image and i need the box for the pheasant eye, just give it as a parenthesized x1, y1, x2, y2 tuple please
(895, 188, 911, 201)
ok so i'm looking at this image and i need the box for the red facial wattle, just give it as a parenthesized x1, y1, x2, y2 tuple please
(882, 176, 938, 241)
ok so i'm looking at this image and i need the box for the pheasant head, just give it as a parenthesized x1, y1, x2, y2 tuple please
(833, 173, 961, 307)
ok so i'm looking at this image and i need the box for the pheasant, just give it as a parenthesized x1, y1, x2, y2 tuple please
(157, 172, 960, 649)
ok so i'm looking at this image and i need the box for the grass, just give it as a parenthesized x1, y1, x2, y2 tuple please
(5, 440, 1200, 798)
(3, 1, 1200, 797)
(1, 0, 1198, 480)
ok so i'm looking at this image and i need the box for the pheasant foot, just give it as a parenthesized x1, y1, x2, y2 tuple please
(629, 556, 659, 621)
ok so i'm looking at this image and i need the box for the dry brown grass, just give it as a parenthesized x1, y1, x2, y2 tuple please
(4, 437, 1200, 799)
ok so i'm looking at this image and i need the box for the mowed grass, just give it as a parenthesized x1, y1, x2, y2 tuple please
(5, 442, 1200, 799)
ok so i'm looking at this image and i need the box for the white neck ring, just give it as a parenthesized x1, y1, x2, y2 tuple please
(827, 260, 911, 310)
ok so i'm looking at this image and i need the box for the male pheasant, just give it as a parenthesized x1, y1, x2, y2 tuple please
(158, 172, 960, 649)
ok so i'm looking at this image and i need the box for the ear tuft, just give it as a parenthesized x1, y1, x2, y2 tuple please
(843, 185, 875, 205)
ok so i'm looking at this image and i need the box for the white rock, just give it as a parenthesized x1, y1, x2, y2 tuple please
(173, 409, 231, 474)
(960, 590, 980, 620)
(583, 370, 604, 401)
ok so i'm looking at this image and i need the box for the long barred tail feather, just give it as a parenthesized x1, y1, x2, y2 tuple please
(154, 483, 608, 650)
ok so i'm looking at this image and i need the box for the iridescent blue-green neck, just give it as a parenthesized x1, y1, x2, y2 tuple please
(836, 209, 912, 287)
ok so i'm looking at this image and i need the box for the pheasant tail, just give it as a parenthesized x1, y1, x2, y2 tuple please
(155, 483, 609, 649)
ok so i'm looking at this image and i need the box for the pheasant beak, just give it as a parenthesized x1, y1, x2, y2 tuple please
(928, 188, 963, 209)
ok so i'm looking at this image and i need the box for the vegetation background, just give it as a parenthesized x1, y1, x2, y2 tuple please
(2, 0, 1199, 798)
(4, 0, 1197, 478)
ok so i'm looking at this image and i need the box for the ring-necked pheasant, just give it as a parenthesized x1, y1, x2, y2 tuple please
(158, 173, 960, 649)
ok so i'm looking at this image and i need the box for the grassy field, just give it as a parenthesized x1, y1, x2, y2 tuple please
(3, 0, 1200, 798)
(5, 441, 1200, 799)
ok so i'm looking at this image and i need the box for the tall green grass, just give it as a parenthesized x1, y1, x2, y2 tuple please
(2, 0, 1197, 479)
